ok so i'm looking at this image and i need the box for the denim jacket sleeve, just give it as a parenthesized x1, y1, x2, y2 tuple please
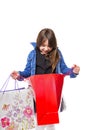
(58, 49, 77, 78)
(18, 50, 36, 78)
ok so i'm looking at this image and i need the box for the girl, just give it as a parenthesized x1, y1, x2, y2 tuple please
(11, 28, 80, 130)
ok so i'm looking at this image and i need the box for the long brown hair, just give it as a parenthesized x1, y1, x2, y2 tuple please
(36, 28, 60, 72)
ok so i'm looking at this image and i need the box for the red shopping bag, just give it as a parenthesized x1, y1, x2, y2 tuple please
(27, 74, 65, 125)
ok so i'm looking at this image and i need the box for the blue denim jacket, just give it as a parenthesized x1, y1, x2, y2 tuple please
(19, 42, 77, 78)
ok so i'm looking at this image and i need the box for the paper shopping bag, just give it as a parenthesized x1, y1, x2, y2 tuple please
(0, 79, 35, 130)
(27, 74, 65, 125)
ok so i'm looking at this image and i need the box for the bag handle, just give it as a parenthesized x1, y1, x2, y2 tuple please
(0, 76, 25, 94)
(64, 65, 76, 77)
(0, 75, 11, 93)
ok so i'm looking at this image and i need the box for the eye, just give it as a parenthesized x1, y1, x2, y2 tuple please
(48, 46, 52, 50)
(43, 45, 46, 47)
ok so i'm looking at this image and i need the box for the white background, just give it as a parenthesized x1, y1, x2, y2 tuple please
(0, 0, 87, 129)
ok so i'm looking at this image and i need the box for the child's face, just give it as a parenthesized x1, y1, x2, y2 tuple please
(39, 40, 52, 55)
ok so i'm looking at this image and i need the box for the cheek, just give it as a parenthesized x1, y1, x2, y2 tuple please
(39, 47, 43, 51)
(48, 48, 52, 52)
(39, 47, 42, 51)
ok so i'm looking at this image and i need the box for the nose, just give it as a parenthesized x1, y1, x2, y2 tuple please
(45, 46, 48, 51)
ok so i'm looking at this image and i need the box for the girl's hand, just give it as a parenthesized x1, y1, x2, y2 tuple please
(72, 65, 80, 74)
(10, 71, 20, 79)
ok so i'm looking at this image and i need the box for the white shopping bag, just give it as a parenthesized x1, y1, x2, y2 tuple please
(0, 76, 35, 130)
